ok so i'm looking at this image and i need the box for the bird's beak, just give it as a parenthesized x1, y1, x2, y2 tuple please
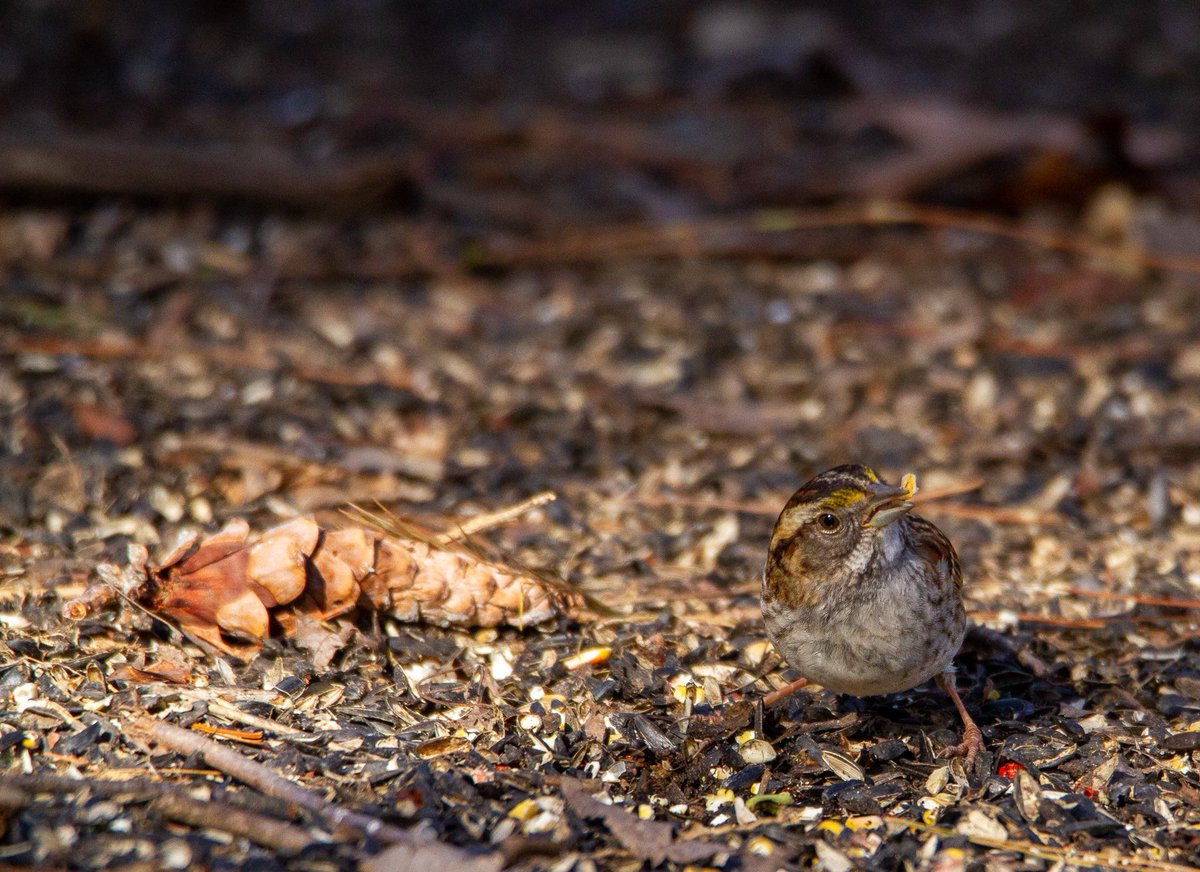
(864, 482, 913, 528)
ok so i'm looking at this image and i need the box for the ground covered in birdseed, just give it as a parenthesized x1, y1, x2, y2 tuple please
(3, 3, 1200, 871)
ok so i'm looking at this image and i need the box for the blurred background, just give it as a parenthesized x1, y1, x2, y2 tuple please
(2, 1, 1199, 218)
(3, 1, 1200, 578)
(5, 5, 1200, 869)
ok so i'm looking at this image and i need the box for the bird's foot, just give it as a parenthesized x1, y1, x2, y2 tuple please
(941, 722, 985, 764)
(937, 670, 986, 764)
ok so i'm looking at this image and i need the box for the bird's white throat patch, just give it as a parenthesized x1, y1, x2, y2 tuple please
(880, 522, 905, 563)
(845, 521, 905, 576)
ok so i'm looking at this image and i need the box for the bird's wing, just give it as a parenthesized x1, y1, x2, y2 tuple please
(908, 515, 963, 593)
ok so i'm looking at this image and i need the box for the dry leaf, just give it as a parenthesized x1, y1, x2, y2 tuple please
(288, 614, 354, 672)
(109, 659, 192, 685)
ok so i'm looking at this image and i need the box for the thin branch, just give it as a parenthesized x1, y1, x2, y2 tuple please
(473, 201, 1200, 280)
(912, 479, 986, 502)
(1, 773, 315, 855)
(434, 490, 558, 544)
(915, 503, 1057, 525)
(615, 492, 777, 515)
(134, 716, 413, 845)
(205, 698, 320, 742)
(150, 793, 315, 854)
(0, 132, 414, 209)
(190, 722, 266, 744)
(968, 611, 1110, 630)
(611, 487, 1050, 525)
(1063, 587, 1200, 609)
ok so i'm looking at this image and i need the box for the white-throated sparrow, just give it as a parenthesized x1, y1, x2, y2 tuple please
(761, 464, 984, 761)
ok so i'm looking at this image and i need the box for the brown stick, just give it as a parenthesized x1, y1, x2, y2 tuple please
(434, 490, 558, 544)
(0, 773, 173, 799)
(204, 698, 320, 742)
(61, 580, 118, 620)
(912, 479, 986, 503)
(150, 793, 315, 855)
(915, 503, 1057, 525)
(474, 201, 1200, 279)
(1063, 588, 1200, 609)
(0, 773, 314, 854)
(967, 611, 1109, 629)
(0, 133, 414, 209)
(616, 492, 778, 515)
(136, 716, 412, 845)
(613, 489, 1049, 525)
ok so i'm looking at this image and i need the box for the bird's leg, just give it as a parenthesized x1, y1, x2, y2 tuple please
(762, 676, 810, 707)
(937, 671, 985, 762)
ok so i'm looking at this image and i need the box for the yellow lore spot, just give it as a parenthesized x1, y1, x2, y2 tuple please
(823, 488, 867, 509)
(863, 467, 879, 482)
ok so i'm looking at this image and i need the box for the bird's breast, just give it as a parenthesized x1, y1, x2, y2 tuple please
(762, 559, 964, 697)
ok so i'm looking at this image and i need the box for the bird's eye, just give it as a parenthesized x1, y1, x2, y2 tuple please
(817, 512, 840, 532)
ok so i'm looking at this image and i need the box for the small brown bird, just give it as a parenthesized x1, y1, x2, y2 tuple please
(761, 464, 984, 761)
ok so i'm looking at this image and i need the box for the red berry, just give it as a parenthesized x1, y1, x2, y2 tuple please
(997, 761, 1022, 779)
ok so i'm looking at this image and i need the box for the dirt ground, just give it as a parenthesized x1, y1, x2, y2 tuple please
(2, 3, 1200, 871)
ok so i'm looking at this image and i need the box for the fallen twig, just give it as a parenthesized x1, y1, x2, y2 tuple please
(190, 722, 265, 744)
(912, 479, 986, 502)
(835, 99, 1084, 199)
(0, 133, 415, 209)
(0, 772, 315, 855)
(968, 611, 1110, 630)
(915, 503, 1057, 525)
(134, 716, 411, 844)
(617, 492, 777, 516)
(433, 490, 558, 544)
(204, 698, 320, 742)
(473, 201, 1200, 279)
(611, 485, 1048, 525)
(150, 792, 315, 855)
(1063, 587, 1200, 610)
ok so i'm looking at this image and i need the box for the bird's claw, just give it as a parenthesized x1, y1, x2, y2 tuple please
(941, 723, 985, 764)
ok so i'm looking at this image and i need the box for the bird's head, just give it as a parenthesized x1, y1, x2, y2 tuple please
(764, 464, 916, 605)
